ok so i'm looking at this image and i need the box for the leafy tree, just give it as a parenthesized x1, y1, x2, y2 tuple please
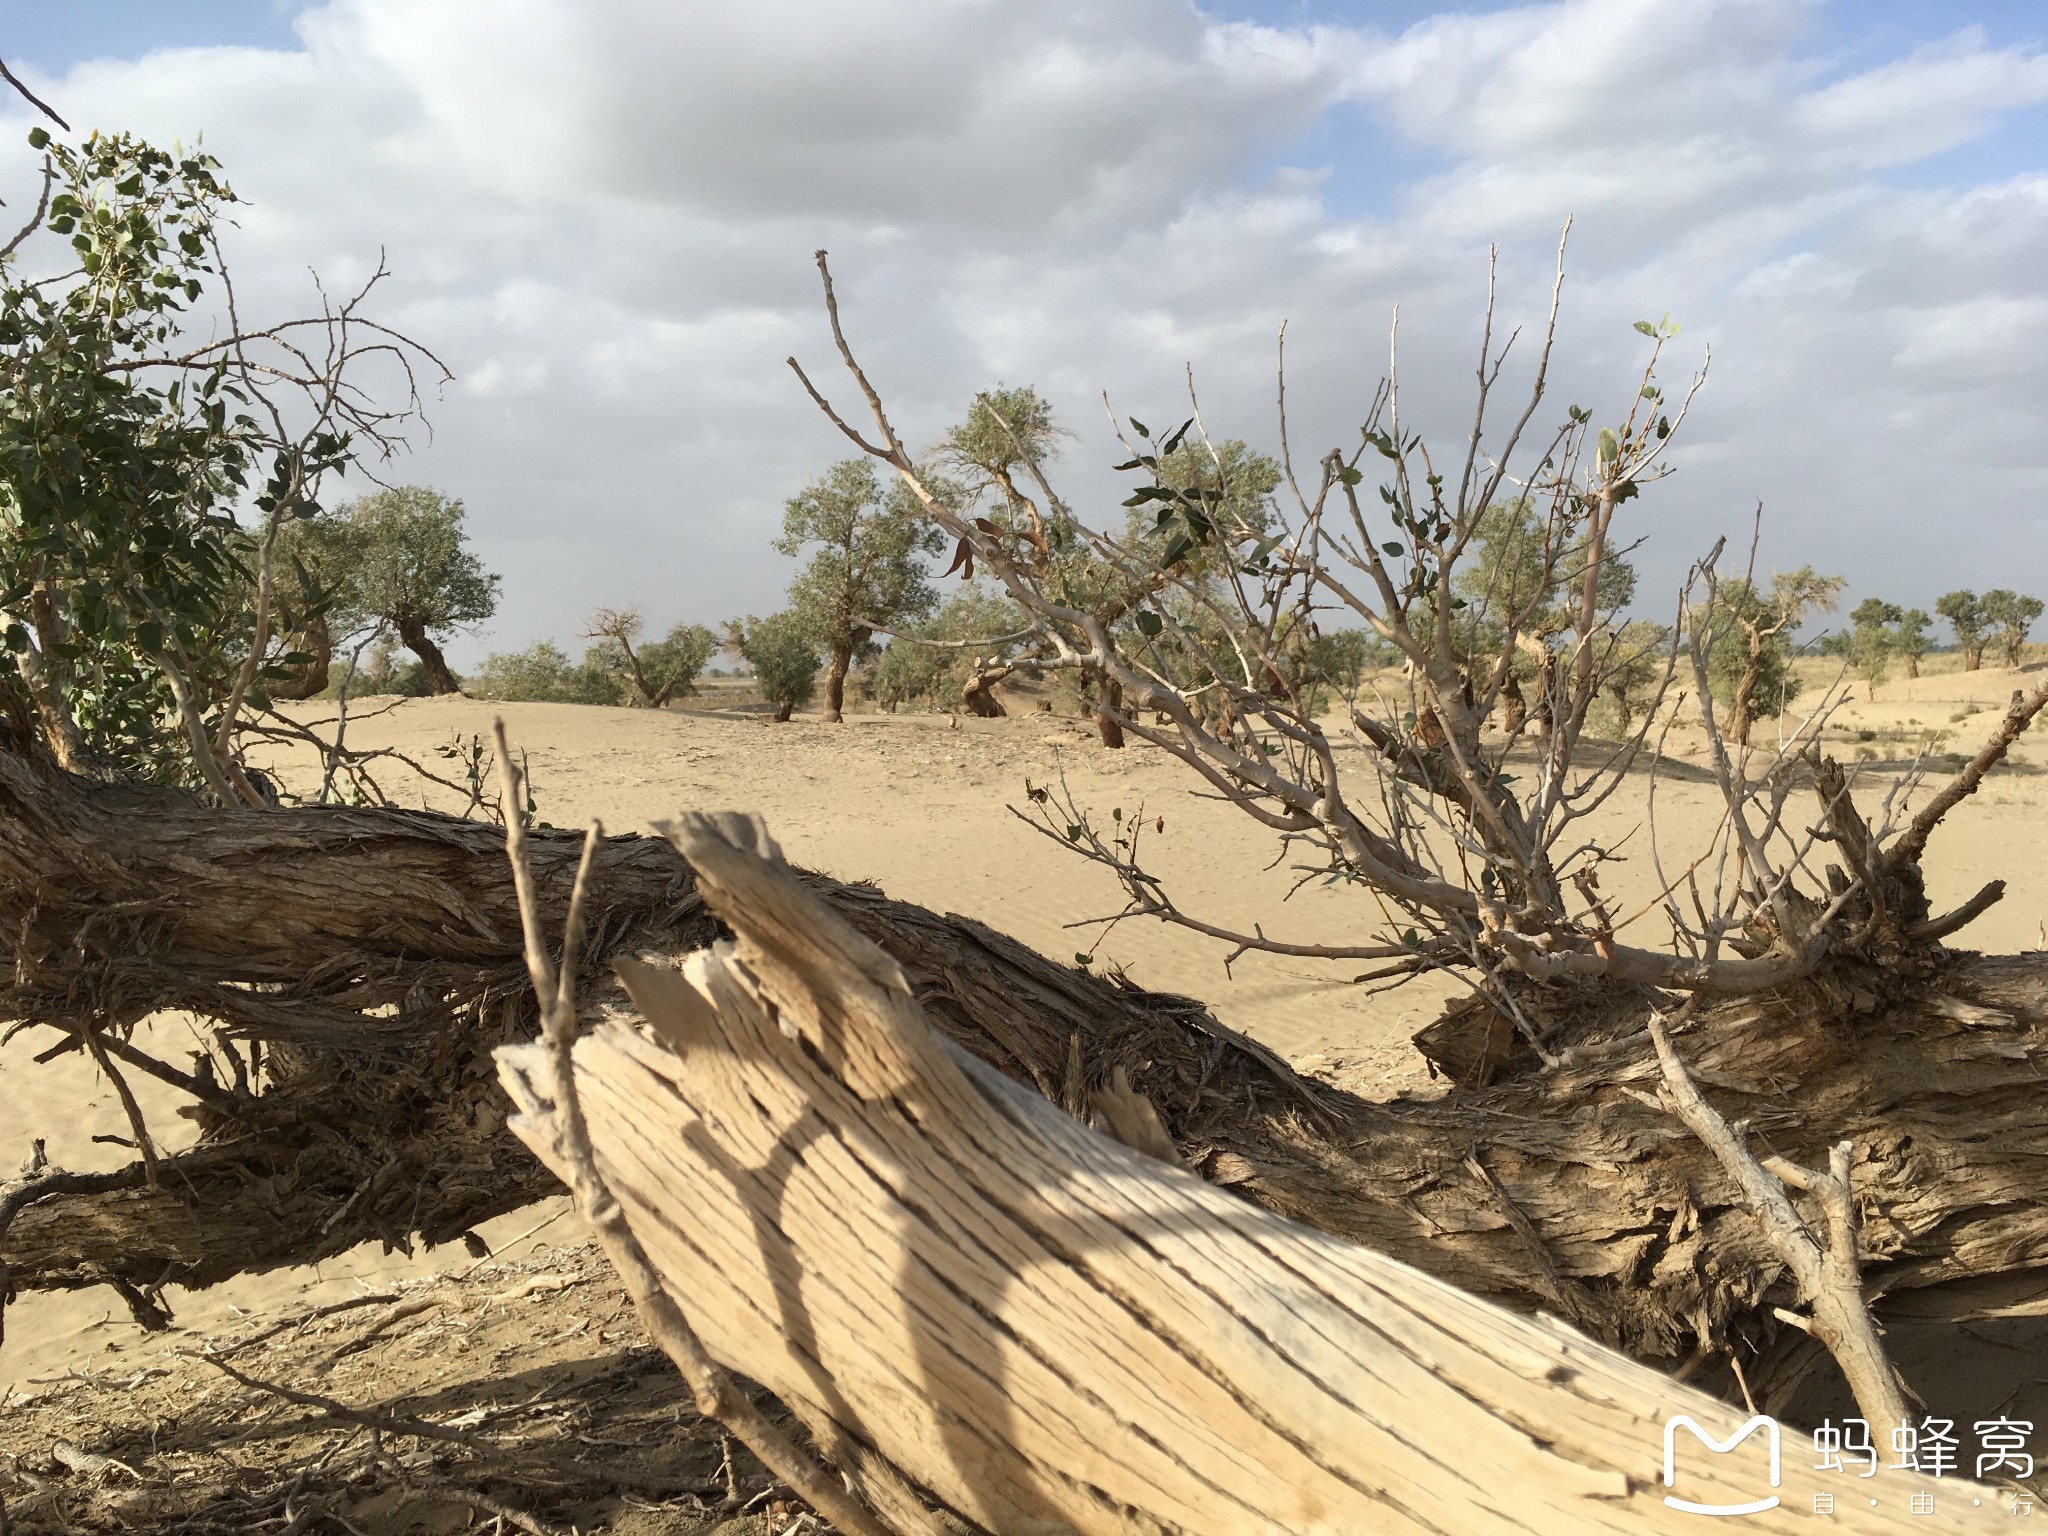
(468, 640, 623, 705)
(0, 133, 272, 779)
(1982, 589, 2044, 670)
(1826, 598, 1900, 694)
(931, 385, 1068, 542)
(1452, 500, 1636, 731)
(1697, 566, 1843, 746)
(777, 460, 944, 722)
(1593, 619, 1671, 734)
(583, 607, 717, 707)
(314, 487, 499, 694)
(729, 611, 821, 722)
(0, 125, 441, 801)
(1894, 608, 1932, 679)
(1937, 590, 1990, 671)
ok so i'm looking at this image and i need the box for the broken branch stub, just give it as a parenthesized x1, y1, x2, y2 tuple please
(497, 812, 1987, 1535)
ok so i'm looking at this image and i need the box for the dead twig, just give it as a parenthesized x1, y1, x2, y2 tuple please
(0, 58, 67, 130)
(189, 1350, 712, 1496)
(1645, 1008, 1911, 1430)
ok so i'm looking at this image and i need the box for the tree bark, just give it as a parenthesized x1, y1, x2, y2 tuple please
(961, 658, 1011, 718)
(267, 613, 332, 702)
(1095, 673, 1125, 748)
(501, 817, 1993, 1535)
(3, 755, 2048, 1425)
(1499, 670, 1527, 734)
(822, 643, 851, 723)
(395, 613, 460, 694)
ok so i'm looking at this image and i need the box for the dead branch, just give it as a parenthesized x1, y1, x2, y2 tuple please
(1889, 681, 2048, 873)
(1646, 1009, 1911, 1431)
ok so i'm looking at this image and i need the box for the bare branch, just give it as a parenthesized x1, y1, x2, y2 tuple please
(1888, 681, 2048, 872)
(0, 57, 67, 129)
(1646, 1009, 1911, 1430)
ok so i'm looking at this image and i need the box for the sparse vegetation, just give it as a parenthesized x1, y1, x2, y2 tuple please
(582, 606, 718, 707)
(467, 639, 623, 704)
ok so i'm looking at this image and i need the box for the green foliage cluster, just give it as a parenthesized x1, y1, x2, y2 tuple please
(0, 132, 298, 779)
(287, 486, 498, 694)
(1588, 619, 1671, 735)
(775, 458, 945, 721)
(467, 616, 717, 710)
(1936, 589, 2042, 670)
(1695, 567, 1842, 742)
(467, 640, 623, 705)
(730, 611, 822, 721)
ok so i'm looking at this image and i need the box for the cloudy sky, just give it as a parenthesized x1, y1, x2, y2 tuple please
(2, 1, 2044, 665)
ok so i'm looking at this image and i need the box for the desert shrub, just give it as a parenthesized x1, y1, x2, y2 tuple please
(468, 641, 624, 705)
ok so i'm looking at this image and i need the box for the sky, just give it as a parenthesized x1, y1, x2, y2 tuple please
(1, 1, 2044, 666)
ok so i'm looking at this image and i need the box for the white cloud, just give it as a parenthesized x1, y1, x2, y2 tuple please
(2, 0, 2043, 662)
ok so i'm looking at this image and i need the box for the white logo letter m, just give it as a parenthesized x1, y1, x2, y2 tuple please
(1664, 1415, 1782, 1516)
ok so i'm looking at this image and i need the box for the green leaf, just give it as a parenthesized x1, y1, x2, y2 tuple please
(1403, 928, 1420, 948)
(1075, 953, 1092, 967)
(1597, 427, 1619, 464)
(1129, 417, 1151, 439)
(1633, 320, 1656, 337)
(1066, 824, 1084, 842)
(1336, 465, 1363, 486)
(1134, 610, 1163, 638)
(3, 624, 25, 653)
(1112, 807, 1123, 822)
(1381, 541, 1404, 558)
(26, 127, 49, 150)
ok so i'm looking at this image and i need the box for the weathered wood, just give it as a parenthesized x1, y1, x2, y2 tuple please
(5, 750, 2048, 1420)
(500, 816, 1993, 1535)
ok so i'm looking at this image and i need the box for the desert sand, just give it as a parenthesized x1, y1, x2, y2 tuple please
(4, 656, 2044, 1395)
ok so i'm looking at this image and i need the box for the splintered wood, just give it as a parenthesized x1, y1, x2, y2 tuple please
(497, 813, 1992, 1535)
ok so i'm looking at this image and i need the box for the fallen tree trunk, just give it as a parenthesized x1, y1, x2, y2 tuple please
(500, 814, 1994, 1535)
(4, 747, 2048, 1420)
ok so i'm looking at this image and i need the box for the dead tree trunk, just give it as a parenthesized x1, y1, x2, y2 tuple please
(500, 815, 1993, 1536)
(3, 749, 2048, 1420)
